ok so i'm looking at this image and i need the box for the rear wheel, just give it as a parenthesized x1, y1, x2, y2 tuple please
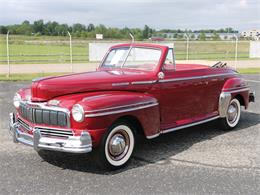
(95, 121, 135, 170)
(219, 98, 241, 130)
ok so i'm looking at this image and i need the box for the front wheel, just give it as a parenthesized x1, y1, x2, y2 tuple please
(95, 121, 135, 170)
(219, 98, 241, 130)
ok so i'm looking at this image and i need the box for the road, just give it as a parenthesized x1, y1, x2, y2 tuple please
(0, 74, 259, 194)
(0, 60, 259, 74)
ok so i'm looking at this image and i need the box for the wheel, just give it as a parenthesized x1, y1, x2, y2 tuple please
(219, 98, 241, 130)
(94, 121, 135, 170)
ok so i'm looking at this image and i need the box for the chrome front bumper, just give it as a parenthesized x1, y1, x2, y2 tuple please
(9, 113, 92, 153)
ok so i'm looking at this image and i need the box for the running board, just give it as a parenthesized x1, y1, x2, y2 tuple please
(146, 115, 220, 139)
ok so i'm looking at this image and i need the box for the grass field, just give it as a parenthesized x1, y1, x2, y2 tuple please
(0, 35, 250, 64)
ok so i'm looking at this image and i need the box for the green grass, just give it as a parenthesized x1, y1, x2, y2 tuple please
(0, 35, 251, 64)
(237, 68, 260, 74)
(0, 73, 67, 81)
(0, 35, 89, 64)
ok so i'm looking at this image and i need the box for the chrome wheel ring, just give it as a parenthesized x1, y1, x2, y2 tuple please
(105, 125, 134, 167)
(226, 99, 241, 128)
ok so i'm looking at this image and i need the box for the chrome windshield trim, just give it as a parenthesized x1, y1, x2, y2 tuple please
(85, 101, 157, 113)
(112, 82, 130, 86)
(85, 102, 159, 117)
(131, 80, 157, 85)
(159, 73, 237, 83)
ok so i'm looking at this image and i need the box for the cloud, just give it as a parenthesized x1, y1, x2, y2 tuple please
(0, 0, 259, 30)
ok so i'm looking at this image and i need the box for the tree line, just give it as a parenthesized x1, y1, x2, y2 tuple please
(0, 20, 238, 40)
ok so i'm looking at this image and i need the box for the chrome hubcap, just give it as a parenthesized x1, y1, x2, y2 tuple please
(227, 103, 238, 123)
(109, 134, 126, 156)
(108, 131, 129, 160)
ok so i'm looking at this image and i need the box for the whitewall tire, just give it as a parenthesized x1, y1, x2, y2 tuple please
(219, 98, 241, 130)
(95, 121, 135, 170)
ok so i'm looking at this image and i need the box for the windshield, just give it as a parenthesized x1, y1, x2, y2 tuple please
(101, 47, 161, 71)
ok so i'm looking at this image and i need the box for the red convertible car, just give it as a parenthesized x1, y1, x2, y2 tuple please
(9, 43, 255, 169)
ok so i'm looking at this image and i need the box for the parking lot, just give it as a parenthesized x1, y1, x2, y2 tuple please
(0, 74, 259, 194)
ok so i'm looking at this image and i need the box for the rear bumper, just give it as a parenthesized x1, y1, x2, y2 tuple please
(9, 113, 92, 154)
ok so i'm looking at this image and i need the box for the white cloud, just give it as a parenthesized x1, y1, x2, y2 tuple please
(0, 0, 259, 30)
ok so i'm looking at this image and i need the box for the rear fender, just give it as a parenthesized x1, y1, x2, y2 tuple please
(219, 77, 250, 117)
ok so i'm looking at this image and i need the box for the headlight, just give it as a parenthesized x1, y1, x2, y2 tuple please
(72, 104, 85, 122)
(13, 93, 21, 108)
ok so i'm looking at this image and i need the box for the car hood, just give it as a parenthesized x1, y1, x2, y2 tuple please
(31, 69, 155, 102)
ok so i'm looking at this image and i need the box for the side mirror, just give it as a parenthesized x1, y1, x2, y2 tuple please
(157, 71, 165, 80)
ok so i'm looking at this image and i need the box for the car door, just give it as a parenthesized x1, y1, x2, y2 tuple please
(158, 69, 207, 130)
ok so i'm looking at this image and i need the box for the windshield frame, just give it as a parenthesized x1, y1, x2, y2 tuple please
(100, 46, 163, 72)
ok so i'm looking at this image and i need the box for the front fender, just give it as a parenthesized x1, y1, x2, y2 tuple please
(71, 91, 160, 143)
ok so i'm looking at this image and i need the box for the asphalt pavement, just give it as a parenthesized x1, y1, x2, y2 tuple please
(0, 74, 259, 194)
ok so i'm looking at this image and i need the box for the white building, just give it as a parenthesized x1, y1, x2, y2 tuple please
(241, 29, 260, 40)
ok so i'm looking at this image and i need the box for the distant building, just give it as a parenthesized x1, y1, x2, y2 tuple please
(241, 29, 260, 40)
(156, 32, 239, 40)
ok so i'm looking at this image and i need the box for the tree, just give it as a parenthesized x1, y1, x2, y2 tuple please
(33, 20, 44, 34)
(17, 21, 33, 35)
(87, 23, 95, 32)
(72, 23, 86, 33)
(142, 25, 151, 39)
(212, 32, 220, 40)
(199, 32, 206, 40)
(0, 26, 8, 34)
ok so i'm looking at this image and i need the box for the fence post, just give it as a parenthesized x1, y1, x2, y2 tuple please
(67, 31, 73, 72)
(234, 34, 238, 70)
(184, 33, 189, 61)
(6, 31, 10, 78)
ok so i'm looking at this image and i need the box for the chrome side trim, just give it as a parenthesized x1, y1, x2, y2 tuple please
(131, 80, 157, 85)
(159, 73, 236, 83)
(161, 116, 220, 134)
(146, 133, 160, 139)
(85, 102, 159, 117)
(146, 115, 220, 139)
(112, 82, 129, 86)
(219, 92, 231, 118)
(223, 87, 250, 93)
(85, 101, 157, 113)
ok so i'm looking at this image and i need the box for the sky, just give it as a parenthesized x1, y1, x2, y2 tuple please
(0, 0, 259, 31)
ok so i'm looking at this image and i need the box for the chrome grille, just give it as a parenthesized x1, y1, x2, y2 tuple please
(17, 118, 31, 132)
(19, 103, 68, 127)
(35, 127, 73, 138)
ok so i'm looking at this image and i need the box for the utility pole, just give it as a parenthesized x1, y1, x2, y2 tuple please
(6, 31, 10, 78)
(184, 33, 189, 61)
(67, 31, 73, 72)
(234, 34, 238, 70)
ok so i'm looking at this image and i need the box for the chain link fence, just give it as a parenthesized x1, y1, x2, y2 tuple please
(0, 34, 251, 65)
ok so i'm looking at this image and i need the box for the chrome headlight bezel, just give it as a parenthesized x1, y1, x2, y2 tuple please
(72, 104, 85, 122)
(13, 93, 21, 108)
